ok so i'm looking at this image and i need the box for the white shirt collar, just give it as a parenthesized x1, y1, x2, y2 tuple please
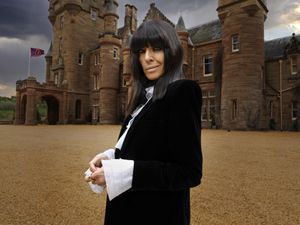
(145, 86, 154, 100)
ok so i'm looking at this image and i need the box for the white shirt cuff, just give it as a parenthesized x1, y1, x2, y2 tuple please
(102, 159, 134, 200)
(96, 148, 115, 159)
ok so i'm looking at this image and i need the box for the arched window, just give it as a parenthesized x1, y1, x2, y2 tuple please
(75, 100, 81, 119)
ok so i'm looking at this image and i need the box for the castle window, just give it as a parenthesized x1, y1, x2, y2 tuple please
(203, 55, 213, 76)
(93, 74, 99, 90)
(75, 100, 81, 119)
(94, 53, 100, 65)
(60, 15, 64, 29)
(232, 99, 237, 120)
(90, 8, 97, 21)
(292, 101, 297, 120)
(201, 90, 216, 122)
(78, 53, 84, 65)
(232, 34, 240, 52)
(291, 56, 297, 75)
(209, 91, 216, 121)
(92, 106, 99, 122)
(113, 48, 118, 59)
(54, 72, 59, 86)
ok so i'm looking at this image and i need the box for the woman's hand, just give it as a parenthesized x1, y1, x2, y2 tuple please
(90, 167, 106, 186)
(89, 154, 109, 172)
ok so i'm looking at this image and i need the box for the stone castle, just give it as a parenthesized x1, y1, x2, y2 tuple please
(15, 0, 300, 131)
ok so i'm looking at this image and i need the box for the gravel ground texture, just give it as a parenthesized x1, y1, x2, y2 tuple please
(0, 125, 299, 225)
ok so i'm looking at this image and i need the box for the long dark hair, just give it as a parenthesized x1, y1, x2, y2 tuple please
(127, 19, 184, 114)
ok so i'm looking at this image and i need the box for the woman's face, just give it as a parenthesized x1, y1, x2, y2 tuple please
(139, 46, 165, 81)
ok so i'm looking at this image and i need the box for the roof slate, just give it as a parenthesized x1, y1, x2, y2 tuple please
(265, 34, 300, 60)
(188, 20, 222, 44)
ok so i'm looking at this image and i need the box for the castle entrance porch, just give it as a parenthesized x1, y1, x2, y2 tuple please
(42, 95, 59, 125)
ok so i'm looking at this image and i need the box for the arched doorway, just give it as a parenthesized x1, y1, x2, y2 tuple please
(42, 95, 59, 125)
(75, 99, 81, 119)
(20, 95, 27, 124)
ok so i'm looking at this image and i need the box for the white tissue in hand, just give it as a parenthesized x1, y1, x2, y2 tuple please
(84, 169, 105, 194)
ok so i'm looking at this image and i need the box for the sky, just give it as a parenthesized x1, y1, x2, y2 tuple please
(0, 0, 299, 97)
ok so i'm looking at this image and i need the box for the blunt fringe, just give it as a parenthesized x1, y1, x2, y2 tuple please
(127, 19, 184, 114)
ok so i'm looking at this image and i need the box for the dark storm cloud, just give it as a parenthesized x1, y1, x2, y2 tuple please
(0, 0, 51, 40)
(0, 0, 51, 96)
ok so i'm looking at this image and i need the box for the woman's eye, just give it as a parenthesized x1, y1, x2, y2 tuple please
(153, 47, 162, 51)
(138, 49, 145, 54)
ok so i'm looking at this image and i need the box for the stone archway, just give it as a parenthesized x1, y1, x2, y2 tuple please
(42, 95, 59, 125)
(20, 95, 27, 124)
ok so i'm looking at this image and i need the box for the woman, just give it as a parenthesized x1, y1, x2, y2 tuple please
(86, 19, 203, 225)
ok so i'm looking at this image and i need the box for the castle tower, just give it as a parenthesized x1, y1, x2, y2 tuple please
(99, 0, 122, 123)
(176, 16, 189, 65)
(48, 0, 105, 92)
(124, 4, 137, 34)
(47, 0, 105, 122)
(217, 0, 268, 130)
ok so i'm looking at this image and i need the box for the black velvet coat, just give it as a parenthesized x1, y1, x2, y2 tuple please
(104, 79, 203, 225)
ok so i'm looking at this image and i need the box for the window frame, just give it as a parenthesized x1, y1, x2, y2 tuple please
(113, 48, 118, 60)
(54, 72, 59, 85)
(231, 34, 240, 53)
(94, 53, 100, 65)
(201, 90, 216, 122)
(291, 55, 298, 75)
(203, 55, 213, 77)
(93, 74, 99, 90)
(232, 99, 237, 120)
(90, 8, 97, 21)
(78, 53, 84, 65)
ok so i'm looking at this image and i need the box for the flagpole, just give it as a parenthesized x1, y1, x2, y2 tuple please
(28, 48, 31, 78)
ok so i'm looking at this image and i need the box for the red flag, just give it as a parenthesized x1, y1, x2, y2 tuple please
(30, 48, 44, 57)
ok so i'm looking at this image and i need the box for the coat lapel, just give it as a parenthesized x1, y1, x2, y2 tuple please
(120, 100, 154, 153)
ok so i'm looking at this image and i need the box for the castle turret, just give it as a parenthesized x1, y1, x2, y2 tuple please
(217, 0, 268, 130)
(103, 0, 119, 34)
(124, 4, 137, 34)
(176, 16, 189, 65)
(99, 0, 122, 123)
